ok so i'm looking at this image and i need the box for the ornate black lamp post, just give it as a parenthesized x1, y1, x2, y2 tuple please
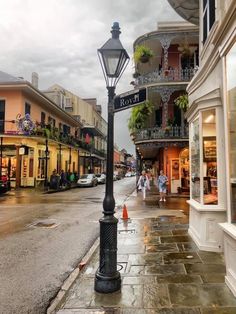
(95, 22, 129, 293)
(44, 138, 49, 189)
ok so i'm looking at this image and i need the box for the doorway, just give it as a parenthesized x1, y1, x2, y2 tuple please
(170, 158, 180, 193)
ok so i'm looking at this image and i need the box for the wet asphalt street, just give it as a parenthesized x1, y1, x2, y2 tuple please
(0, 177, 136, 314)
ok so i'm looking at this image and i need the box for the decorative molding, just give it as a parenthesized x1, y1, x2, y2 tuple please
(186, 88, 222, 121)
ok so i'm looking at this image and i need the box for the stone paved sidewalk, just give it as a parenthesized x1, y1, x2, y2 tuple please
(54, 190, 236, 314)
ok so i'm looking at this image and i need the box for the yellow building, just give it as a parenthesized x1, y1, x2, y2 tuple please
(0, 71, 82, 188)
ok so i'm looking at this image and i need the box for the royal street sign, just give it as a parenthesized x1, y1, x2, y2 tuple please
(114, 88, 146, 113)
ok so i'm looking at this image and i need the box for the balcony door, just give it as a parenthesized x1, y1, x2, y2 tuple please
(171, 158, 180, 193)
(0, 100, 5, 133)
(155, 108, 162, 127)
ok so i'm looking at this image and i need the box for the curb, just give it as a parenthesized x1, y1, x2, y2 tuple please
(43, 185, 79, 194)
(47, 237, 99, 314)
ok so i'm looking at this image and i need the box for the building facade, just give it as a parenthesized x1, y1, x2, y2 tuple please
(0, 71, 82, 188)
(131, 21, 199, 193)
(169, 0, 236, 296)
(44, 85, 107, 174)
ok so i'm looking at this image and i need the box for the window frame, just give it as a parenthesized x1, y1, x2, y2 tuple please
(25, 102, 31, 115)
(202, 0, 215, 45)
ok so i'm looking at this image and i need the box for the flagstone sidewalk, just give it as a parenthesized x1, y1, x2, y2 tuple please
(49, 189, 236, 314)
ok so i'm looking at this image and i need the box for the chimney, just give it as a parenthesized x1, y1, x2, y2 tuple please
(32, 72, 39, 88)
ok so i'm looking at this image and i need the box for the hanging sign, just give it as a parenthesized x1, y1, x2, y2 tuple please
(113, 88, 146, 113)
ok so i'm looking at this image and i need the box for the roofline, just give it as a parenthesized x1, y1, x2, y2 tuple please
(133, 24, 199, 48)
(0, 80, 83, 127)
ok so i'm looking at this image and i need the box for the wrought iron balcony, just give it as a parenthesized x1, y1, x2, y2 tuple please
(135, 67, 197, 86)
(134, 125, 189, 142)
(77, 140, 106, 158)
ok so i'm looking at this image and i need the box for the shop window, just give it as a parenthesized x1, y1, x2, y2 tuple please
(226, 42, 236, 222)
(1, 146, 16, 179)
(202, 109, 218, 205)
(180, 148, 190, 192)
(191, 119, 201, 202)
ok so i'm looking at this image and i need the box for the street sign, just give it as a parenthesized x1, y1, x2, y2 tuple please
(114, 88, 146, 113)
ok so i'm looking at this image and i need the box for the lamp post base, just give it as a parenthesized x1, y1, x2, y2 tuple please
(95, 271, 121, 293)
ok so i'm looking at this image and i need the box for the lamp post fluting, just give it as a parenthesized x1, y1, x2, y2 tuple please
(95, 22, 129, 293)
(44, 138, 49, 189)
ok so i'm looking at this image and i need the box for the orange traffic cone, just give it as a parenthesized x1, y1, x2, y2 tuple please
(122, 204, 129, 220)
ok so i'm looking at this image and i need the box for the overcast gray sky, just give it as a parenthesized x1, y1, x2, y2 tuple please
(0, 0, 182, 155)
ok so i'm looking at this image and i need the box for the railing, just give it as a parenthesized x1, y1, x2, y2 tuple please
(93, 148, 106, 158)
(1, 127, 107, 157)
(135, 67, 197, 86)
(76, 140, 106, 158)
(135, 125, 189, 141)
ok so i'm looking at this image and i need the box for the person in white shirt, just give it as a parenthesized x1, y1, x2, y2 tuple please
(137, 170, 150, 200)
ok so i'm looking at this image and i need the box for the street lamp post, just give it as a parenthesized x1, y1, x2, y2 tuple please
(95, 22, 129, 293)
(44, 138, 49, 189)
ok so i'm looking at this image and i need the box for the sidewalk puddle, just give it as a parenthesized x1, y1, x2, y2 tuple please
(29, 219, 59, 229)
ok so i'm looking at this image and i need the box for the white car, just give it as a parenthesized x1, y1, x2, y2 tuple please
(95, 173, 106, 184)
(125, 172, 132, 177)
(77, 174, 98, 187)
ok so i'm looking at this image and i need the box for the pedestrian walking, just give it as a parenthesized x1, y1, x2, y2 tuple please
(60, 169, 67, 187)
(137, 170, 150, 200)
(157, 170, 168, 202)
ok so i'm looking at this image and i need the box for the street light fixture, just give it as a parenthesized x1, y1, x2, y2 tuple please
(95, 22, 129, 293)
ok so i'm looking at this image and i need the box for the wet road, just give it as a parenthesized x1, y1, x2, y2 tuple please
(0, 177, 136, 314)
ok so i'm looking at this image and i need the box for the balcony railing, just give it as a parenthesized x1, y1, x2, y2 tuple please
(135, 125, 189, 142)
(1, 125, 107, 157)
(135, 67, 197, 86)
(76, 140, 106, 158)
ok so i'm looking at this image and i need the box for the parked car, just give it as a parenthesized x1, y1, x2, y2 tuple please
(95, 173, 106, 184)
(77, 174, 98, 187)
(125, 172, 132, 177)
(113, 173, 118, 181)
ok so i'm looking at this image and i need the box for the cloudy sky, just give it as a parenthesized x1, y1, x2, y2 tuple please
(0, 0, 182, 155)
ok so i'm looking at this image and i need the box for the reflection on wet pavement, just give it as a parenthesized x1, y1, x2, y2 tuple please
(57, 189, 236, 314)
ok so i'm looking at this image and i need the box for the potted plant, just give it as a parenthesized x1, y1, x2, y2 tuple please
(174, 94, 189, 112)
(128, 101, 154, 133)
(134, 45, 154, 64)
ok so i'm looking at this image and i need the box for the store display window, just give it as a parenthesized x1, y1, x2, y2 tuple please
(226, 42, 236, 222)
(180, 148, 190, 193)
(202, 110, 218, 205)
(190, 118, 201, 202)
(1, 145, 17, 180)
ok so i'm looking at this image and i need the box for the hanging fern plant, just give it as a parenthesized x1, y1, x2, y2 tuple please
(133, 45, 154, 64)
(174, 94, 189, 112)
(128, 101, 154, 133)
